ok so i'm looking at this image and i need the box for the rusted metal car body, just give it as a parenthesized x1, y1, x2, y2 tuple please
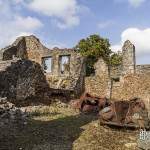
(99, 98, 150, 129)
(70, 93, 110, 113)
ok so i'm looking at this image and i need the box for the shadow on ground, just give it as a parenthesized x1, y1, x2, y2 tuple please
(0, 113, 97, 150)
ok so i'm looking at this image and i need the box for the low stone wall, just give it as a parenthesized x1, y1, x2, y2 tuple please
(136, 65, 150, 74)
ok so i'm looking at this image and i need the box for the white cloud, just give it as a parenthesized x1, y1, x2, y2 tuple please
(0, 1, 43, 48)
(14, 16, 43, 31)
(111, 28, 150, 56)
(27, 0, 80, 29)
(128, 0, 146, 7)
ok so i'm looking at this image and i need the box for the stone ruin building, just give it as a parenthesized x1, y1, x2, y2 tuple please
(86, 40, 150, 111)
(0, 35, 85, 103)
(0, 35, 150, 108)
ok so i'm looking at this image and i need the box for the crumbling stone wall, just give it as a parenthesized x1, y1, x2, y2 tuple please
(94, 57, 109, 77)
(0, 35, 50, 63)
(85, 57, 109, 97)
(85, 75, 109, 97)
(110, 65, 122, 79)
(111, 41, 150, 101)
(111, 73, 150, 101)
(85, 40, 150, 106)
(0, 59, 49, 104)
(0, 37, 27, 60)
(25, 35, 49, 63)
(0, 35, 85, 101)
(0, 35, 149, 105)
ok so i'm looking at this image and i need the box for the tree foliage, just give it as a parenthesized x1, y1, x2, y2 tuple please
(76, 34, 111, 61)
(75, 34, 122, 76)
(110, 52, 122, 66)
(75, 34, 111, 75)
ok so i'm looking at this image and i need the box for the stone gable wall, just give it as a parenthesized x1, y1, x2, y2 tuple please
(0, 35, 86, 101)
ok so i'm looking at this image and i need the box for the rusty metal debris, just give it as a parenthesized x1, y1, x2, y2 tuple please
(70, 92, 110, 113)
(71, 94, 150, 129)
(99, 98, 150, 129)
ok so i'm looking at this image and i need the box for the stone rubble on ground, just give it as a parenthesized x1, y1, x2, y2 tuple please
(0, 97, 28, 128)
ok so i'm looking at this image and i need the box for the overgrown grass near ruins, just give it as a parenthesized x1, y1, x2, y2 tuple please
(1, 103, 138, 150)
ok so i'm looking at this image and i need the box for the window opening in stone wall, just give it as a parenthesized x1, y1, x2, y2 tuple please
(59, 55, 70, 74)
(42, 57, 52, 73)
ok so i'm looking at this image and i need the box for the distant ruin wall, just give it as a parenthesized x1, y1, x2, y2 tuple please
(136, 65, 150, 74)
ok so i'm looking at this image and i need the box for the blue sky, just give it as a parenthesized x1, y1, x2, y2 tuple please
(0, 0, 150, 64)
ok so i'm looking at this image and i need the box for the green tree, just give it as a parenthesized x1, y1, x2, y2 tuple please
(75, 34, 111, 76)
(110, 52, 122, 66)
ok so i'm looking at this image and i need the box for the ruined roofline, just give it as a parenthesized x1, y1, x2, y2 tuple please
(51, 47, 76, 53)
(0, 35, 48, 51)
(1, 35, 34, 51)
(122, 40, 135, 53)
(52, 47, 75, 51)
(136, 64, 150, 66)
(0, 35, 75, 53)
(123, 40, 134, 47)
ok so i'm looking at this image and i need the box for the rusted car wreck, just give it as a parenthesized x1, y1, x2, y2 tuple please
(70, 92, 110, 113)
(70, 95, 149, 129)
(100, 98, 149, 129)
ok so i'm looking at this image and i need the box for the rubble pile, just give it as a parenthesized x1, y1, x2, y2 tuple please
(0, 59, 50, 104)
(0, 97, 28, 128)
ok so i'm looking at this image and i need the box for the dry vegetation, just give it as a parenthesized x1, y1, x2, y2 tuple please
(0, 102, 139, 150)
